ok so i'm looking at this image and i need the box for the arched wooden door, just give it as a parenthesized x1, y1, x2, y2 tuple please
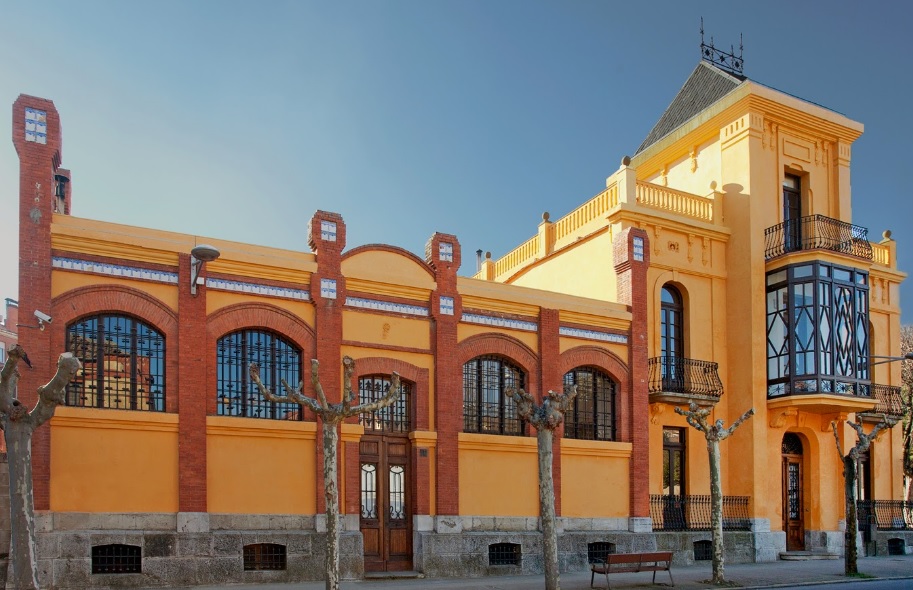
(782, 433, 805, 551)
(358, 376, 413, 572)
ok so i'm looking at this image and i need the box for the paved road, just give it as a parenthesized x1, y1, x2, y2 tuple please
(151, 554, 913, 590)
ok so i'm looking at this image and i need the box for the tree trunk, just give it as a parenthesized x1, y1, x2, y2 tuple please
(843, 456, 858, 575)
(537, 429, 560, 590)
(708, 437, 725, 584)
(322, 420, 341, 590)
(5, 418, 40, 590)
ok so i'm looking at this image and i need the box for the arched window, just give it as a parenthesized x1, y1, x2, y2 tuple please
(463, 356, 524, 435)
(66, 315, 165, 411)
(358, 375, 411, 432)
(661, 285, 685, 388)
(217, 329, 302, 420)
(563, 367, 616, 440)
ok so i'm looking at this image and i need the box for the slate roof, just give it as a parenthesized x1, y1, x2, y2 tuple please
(636, 61, 746, 155)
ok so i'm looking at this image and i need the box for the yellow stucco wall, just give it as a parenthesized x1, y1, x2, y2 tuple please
(343, 311, 430, 351)
(207, 416, 317, 514)
(52, 272, 179, 312)
(50, 408, 179, 512)
(510, 230, 617, 301)
(560, 439, 631, 517)
(458, 433, 538, 516)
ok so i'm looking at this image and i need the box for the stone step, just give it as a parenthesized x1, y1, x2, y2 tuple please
(779, 551, 840, 561)
(364, 571, 426, 580)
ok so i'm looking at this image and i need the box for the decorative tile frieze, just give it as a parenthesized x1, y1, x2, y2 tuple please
(439, 296, 454, 316)
(25, 108, 47, 144)
(207, 278, 309, 300)
(52, 257, 178, 284)
(559, 326, 628, 344)
(461, 313, 537, 332)
(346, 297, 428, 317)
(320, 278, 337, 299)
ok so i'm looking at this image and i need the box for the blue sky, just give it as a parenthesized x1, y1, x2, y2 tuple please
(1, 1, 910, 324)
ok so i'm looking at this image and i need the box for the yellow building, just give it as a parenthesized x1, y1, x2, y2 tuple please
(479, 55, 908, 558)
(8, 51, 909, 589)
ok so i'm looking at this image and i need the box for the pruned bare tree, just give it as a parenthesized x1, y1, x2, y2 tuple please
(506, 385, 577, 590)
(250, 356, 400, 590)
(0, 345, 81, 590)
(900, 325, 912, 512)
(831, 417, 895, 576)
(675, 402, 754, 585)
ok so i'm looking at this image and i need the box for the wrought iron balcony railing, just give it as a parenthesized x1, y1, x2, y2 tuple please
(650, 495, 751, 531)
(764, 215, 873, 261)
(857, 500, 913, 532)
(858, 385, 905, 423)
(648, 357, 723, 401)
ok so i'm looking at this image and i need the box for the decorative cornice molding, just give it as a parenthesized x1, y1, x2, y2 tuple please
(345, 297, 428, 317)
(207, 277, 310, 301)
(559, 326, 628, 344)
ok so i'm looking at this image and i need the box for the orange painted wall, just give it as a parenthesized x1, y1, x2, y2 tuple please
(560, 439, 631, 517)
(50, 408, 179, 512)
(207, 416, 318, 514)
(458, 433, 538, 516)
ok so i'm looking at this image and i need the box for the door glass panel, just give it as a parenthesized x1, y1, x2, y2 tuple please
(787, 463, 800, 519)
(389, 465, 405, 521)
(361, 463, 377, 519)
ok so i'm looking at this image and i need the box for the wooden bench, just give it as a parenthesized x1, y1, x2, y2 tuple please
(590, 551, 674, 589)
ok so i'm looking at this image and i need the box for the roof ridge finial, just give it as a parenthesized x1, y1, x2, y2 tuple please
(699, 17, 744, 76)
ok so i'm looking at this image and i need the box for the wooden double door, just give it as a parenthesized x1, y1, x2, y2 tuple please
(360, 434, 412, 572)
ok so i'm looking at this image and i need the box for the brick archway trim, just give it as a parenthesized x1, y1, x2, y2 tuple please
(205, 302, 317, 416)
(352, 356, 430, 431)
(50, 284, 180, 412)
(456, 332, 540, 394)
(558, 345, 629, 382)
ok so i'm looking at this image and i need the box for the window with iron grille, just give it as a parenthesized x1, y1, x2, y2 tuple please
(488, 542, 520, 566)
(587, 542, 616, 564)
(564, 367, 616, 440)
(358, 375, 411, 432)
(67, 315, 165, 411)
(91, 544, 141, 574)
(463, 356, 524, 436)
(243, 543, 287, 571)
(217, 330, 303, 420)
(693, 540, 712, 561)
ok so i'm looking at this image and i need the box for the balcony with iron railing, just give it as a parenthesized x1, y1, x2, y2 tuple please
(648, 357, 723, 406)
(764, 215, 873, 261)
(857, 384, 905, 424)
(650, 495, 751, 532)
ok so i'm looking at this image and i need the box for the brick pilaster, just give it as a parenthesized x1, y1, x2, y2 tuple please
(613, 227, 650, 518)
(177, 254, 209, 512)
(425, 233, 462, 517)
(308, 211, 346, 515)
(12, 95, 62, 510)
(538, 308, 563, 515)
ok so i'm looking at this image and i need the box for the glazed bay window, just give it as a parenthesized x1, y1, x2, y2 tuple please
(66, 314, 165, 411)
(766, 262, 870, 397)
(463, 356, 524, 435)
(217, 329, 303, 420)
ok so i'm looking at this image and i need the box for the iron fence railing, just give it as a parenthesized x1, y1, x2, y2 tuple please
(858, 385, 905, 421)
(857, 500, 913, 532)
(650, 495, 751, 531)
(648, 357, 723, 399)
(764, 215, 873, 261)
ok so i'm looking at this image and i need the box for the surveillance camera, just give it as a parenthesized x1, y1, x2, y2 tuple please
(34, 310, 52, 324)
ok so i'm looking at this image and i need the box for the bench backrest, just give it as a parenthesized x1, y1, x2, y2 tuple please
(607, 551, 672, 564)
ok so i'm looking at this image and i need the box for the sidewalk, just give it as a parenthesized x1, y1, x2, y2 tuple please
(161, 554, 913, 590)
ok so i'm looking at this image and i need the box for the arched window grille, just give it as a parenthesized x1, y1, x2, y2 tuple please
(217, 329, 302, 420)
(563, 367, 616, 441)
(358, 375, 411, 432)
(463, 356, 524, 435)
(66, 315, 165, 411)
